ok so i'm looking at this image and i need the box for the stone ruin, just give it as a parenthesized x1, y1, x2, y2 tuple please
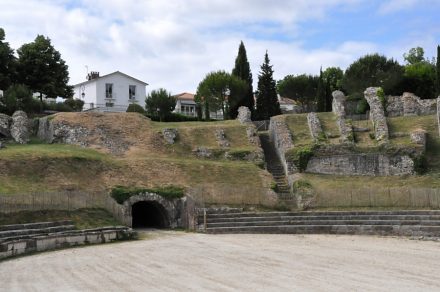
(214, 128, 230, 148)
(236, 106, 252, 124)
(306, 112, 324, 142)
(364, 87, 389, 143)
(0, 111, 32, 145)
(386, 92, 437, 117)
(161, 128, 178, 144)
(0, 113, 11, 138)
(332, 91, 354, 143)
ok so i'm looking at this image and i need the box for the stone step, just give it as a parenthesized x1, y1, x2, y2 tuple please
(207, 219, 440, 228)
(0, 225, 76, 239)
(205, 224, 440, 236)
(203, 210, 440, 219)
(204, 214, 440, 223)
(0, 220, 74, 232)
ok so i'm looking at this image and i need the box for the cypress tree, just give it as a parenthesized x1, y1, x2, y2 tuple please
(231, 41, 254, 118)
(255, 51, 281, 120)
(316, 67, 326, 112)
(436, 45, 440, 96)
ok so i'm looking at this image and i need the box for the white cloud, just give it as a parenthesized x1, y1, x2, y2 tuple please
(0, 0, 435, 95)
(378, 0, 419, 14)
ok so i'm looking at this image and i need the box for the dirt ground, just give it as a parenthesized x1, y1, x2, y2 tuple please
(1, 232, 440, 291)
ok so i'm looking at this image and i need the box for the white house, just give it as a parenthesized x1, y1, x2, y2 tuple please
(173, 92, 197, 117)
(73, 71, 148, 112)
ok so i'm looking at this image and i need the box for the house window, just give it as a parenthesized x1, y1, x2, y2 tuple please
(129, 85, 136, 100)
(181, 106, 185, 112)
(105, 84, 113, 99)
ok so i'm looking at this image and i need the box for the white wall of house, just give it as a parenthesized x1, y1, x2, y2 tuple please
(73, 72, 147, 112)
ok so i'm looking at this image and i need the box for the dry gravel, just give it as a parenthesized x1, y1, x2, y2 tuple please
(1, 231, 440, 291)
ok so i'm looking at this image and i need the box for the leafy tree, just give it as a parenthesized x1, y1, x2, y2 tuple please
(316, 68, 326, 112)
(0, 84, 34, 115)
(231, 41, 254, 118)
(402, 47, 436, 98)
(145, 88, 176, 122)
(436, 45, 440, 96)
(277, 74, 319, 109)
(403, 47, 425, 65)
(126, 103, 145, 114)
(17, 35, 73, 103)
(64, 98, 84, 112)
(322, 67, 343, 111)
(0, 28, 16, 90)
(255, 51, 281, 120)
(341, 53, 404, 99)
(195, 70, 247, 120)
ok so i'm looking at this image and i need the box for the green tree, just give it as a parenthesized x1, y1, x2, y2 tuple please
(0, 84, 34, 115)
(341, 54, 403, 99)
(402, 47, 436, 98)
(255, 51, 281, 120)
(403, 47, 425, 65)
(195, 70, 247, 120)
(145, 88, 176, 122)
(322, 67, 343, 111)
(231, 41, 254, 118)
(316, 68, 326, 112)
(17, 35, 73, 103)
(277, 74, 319, 109)
(0, 28, 17, 90)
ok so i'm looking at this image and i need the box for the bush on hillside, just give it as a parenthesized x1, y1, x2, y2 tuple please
(126, 103, 145, 114)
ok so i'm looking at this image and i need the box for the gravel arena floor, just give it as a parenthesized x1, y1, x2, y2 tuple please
(1, 231, 440, 291)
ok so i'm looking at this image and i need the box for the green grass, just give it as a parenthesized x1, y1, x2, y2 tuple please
(285, 114, 313, 147)
(0, 208, 120, 229)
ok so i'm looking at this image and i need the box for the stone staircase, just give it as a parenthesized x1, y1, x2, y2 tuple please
(259, 132, 291, 195)
(0, 220, 76, 242)
(198, 210, 440, 237)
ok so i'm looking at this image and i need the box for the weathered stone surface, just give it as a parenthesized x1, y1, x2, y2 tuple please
(162, 128, 178, 144)
(52, 122, 90, 147)
(37, 116, 55, 143)
(403, 92, 437, 116)
(10, 110, 30, 144)
(307, 112, 324, 141)
(364, 87, 389, 142)
(306, 153, 414, 176)
(214, 128, 230, 148)
(410, 129, 427, 149)
(0, 113, 11, 137)
(332, 90, 346, 118)
(237, 106, 252, 124)
(245, 126, 261, 147)
(437, 97, 440, 136)
(386, 95, 404, 117)
(192, 146, 212, 158)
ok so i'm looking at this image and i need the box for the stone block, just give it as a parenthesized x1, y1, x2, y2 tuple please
(236, 106, 252, 124)
(364, 87, 389, 142)
(10, 110, 30, 144)
(162, 128, 178, 144)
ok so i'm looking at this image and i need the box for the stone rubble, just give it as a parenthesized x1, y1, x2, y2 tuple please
(402, 92, 437, 116)
(364, 87, 389, 143)
(410, 129, 427, 149)
(10, 110, 30, 144)
(162, 128, 178, 144)
(307, 112, 324, 141)
(214, 128, 230, 148)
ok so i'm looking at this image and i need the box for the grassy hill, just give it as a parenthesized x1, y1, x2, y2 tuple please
(0, 113, 274, 206)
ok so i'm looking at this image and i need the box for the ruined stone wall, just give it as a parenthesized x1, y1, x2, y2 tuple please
(307, 112, 324, 141)
(386, 93, 437, 117)
(332, 91, 354, 143)
(306, 153, 414, 176)
(364, 87, 389, 143)
(269, 116, 297, 177)
(386, 96, 404, 117)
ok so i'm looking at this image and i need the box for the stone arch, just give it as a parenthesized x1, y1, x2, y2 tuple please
(123, 193, 181, 228)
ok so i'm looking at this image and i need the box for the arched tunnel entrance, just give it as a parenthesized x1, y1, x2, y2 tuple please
(131, 201, 170, 228)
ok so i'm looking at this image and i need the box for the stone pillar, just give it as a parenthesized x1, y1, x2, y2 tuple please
(10, 110, 30, 144)
(437, 97, 440, 137)
(237, 106, 252, 124)
(332, 90, 346, 117)
(364, 87, 389, 143)
(307, 112, 324, 141)
(332, 91, 353, 144)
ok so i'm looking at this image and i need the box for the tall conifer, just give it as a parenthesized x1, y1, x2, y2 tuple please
(255, 51, 281, 120)
(231, 41, 254, 118)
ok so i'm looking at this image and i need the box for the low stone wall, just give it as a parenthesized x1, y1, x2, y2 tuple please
(364, 87, 389, 143)
(306, 153, 414, 176)
(0, 227, 136, 260)
(386, 93, 437, 117)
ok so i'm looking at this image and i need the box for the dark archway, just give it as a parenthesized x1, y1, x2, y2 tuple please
(131, 201, 170, 228)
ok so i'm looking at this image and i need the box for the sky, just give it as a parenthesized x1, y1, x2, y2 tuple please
(0, 0, 439, 95)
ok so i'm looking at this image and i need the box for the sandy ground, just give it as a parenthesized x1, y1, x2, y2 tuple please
(1, 232, 440, 292)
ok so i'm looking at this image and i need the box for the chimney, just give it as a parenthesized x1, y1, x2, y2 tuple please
(87, 71, 100, 81)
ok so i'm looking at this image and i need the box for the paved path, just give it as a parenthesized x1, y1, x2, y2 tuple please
(1, 231, 440, 291)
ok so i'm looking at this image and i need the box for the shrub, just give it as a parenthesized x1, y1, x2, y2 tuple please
(285, 146, 314, 172)
(145, 112, 199, 122)
(126, 103, 145, 114)
(228, 149, 252, 160)
(64, 98, 84, 111)
(356, 98, 370, 114)
(413, 154, 428, 174)
(110, 185, 185, 204)
(377, 87, 387, 111)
